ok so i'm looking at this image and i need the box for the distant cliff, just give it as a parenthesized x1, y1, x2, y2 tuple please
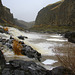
(0, 0, 34, 30)
(32, 0, 75, 33)
(14, 19, 35, 29)
(0, 0, 14, 24)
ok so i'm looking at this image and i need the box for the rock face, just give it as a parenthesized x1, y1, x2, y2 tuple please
(0, 0, 14, 24)
(0, 0, 34, 30)
(33, 0, 75, 32)
(64, 32, 75, 43)
(0, 0, 28, 30)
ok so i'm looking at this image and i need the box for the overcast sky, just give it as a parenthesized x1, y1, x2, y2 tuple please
(2, 0, 61, 22)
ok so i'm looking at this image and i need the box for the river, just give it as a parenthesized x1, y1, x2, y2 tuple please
(0, 26, 68, 70)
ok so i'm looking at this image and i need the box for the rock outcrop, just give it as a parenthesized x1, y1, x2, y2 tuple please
(33, 0, 75, 33)
(0, 0, 14, 24)
(64, 32, 75, 43)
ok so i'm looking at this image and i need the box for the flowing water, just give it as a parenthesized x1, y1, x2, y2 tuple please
(0, 26, 68, 70)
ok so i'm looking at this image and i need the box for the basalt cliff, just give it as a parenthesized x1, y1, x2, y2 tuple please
(32, 0, 75, 33)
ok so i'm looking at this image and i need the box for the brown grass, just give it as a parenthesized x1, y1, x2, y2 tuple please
(3, 27, 8, 31)
(12, 40, 23, 55)
(54, 42, 75, 74)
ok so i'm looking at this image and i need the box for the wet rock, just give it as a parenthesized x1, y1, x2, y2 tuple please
(24, 36, 28, 39)
(18, 35, 28, 40)
(7, 39, 13, 44)
(10, 36, 14, 40)
(5, 43, 12, 49)
(21, 45, 41, 61)
(2, 60, 47, 75)
(19, 41, 24, 44)
(0, 50, 6, 69)
(64, 32, 75, 43)
(0, 38, 13, 50)
(1, 39, 7, 45)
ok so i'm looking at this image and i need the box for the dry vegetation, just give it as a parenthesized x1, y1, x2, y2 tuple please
(3, 27, 8, 31)
(54, 42, 75, 74)
(12, 40, 23, 55)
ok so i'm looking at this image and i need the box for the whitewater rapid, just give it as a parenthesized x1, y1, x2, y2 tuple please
(0, 26, 68, 69)
(0, 26, 68, 56)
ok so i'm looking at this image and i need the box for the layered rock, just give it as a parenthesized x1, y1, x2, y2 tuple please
(33, 0, 75, 32)
(0, 0, 14, 24)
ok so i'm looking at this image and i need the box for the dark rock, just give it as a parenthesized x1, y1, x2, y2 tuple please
(45, 70, 52, 75)
(18, 35, 28, 40)
(7, 39, 13, 44)
(2, 60, 47, 75)
(21, 45, 41, 61)
(24, 36, 28, 39)
(5, 43, 12, 49)
(64, 32, 71, 38)
(64, 32, 75, 43)
(10, 36, 14, 40)
(19, 41, 24, 44)
(18, 35, 25, 40)
(0, 50, 6, 69)
(51, 66, 74, 75)
(22, 44, 27, 47)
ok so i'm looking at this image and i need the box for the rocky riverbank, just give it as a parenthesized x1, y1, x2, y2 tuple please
(0, 25, 75, 75)
(0, 50, 74, 75)
(64, 32, 75, 43)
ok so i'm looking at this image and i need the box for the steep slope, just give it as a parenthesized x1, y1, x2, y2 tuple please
(0, 0, 34, 30)
(0, 0, 14, 24)
(14, 19, 35, 29)
(32, 0, 75, 33)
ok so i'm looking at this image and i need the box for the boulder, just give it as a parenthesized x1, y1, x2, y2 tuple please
(18, 35, 28, 40)
(21, 45, 41, 61)
(2, 60, 47, 75)
(10, 36, 14, 40)
(64, 32, 75, 43)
